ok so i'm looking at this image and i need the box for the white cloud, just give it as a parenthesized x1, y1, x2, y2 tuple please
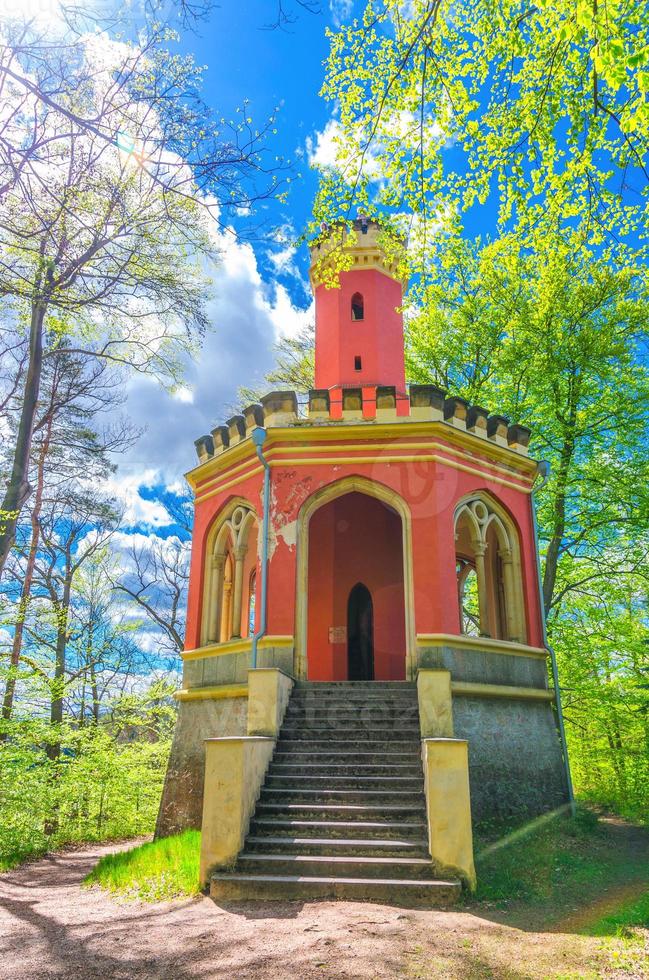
(306, 109, 447, 186)
(266, 284, 313, 341)
(110, 221, 311, 497)
(172, 386, 194, 404)
(306, 117, 382, 183)
(103, 470, 174, 528)
(269, 243, 298, 275)
(329, 0, 353, 27)
(306, 118, 344, 170)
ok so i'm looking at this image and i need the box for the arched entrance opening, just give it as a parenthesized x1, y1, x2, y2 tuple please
(347, 583, 374, 680)
(305, 490, 406, 680)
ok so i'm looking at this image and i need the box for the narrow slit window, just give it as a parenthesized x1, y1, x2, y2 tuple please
(351, 292, 364, 321)
(354, 355, 362, 371)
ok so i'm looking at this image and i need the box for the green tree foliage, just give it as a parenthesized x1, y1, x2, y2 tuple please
(405, 230, 649, 820)
(0, 682, 175, 870)
(314, 0, 649, 246)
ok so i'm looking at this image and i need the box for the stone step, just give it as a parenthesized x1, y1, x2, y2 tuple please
(259, 790, 425, 807)
(284, 709, 420, 725)
(288, 697, 419, 709)
(273, 747, 422, 764)
(249, 817, 428, 840)
(287, 691, 418, 702)
(255, 803, 425, 823)
(210, 872, 461, 906)
(236, 852, 437, 880)
(264, 774, 424, 791)
(244, 835, 431, 858)
(279, 728, 421, 742)
(267, 762, 423, 777)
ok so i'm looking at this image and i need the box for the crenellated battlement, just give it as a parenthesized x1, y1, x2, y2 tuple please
(193, 385, 531, 464)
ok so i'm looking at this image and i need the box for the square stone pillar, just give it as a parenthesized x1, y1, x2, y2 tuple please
(247, 667, 294, 737)
(417, 668, 454, 738)
(421, 738, 476, 891)
(199, 736, 275, 886)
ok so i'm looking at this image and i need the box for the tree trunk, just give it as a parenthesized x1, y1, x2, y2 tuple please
(47, 568, 72, 761)
(1, 424, 51, 732)
(0, 278, 50, 578)
(542, 382, 579, 616)
(89, 644, 100, 725)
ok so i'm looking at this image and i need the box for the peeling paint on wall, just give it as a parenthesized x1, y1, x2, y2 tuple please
(278, 519, 297, 551)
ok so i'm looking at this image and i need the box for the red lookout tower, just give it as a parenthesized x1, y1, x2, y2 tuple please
(157, 219, 572, 904)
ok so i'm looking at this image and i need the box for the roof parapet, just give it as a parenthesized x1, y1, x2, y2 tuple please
(194, 387, 532, 464)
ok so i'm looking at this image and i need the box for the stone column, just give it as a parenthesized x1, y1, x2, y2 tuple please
(417, 669, 454, 738)
(200, 736, 276, 887)
(221, 577, 233, 642)
(230, 547, 247, 639)
(499, 547, 519, 642)
(205, 554, 225, 645)
(473, 542, 490, 637)
(247, 668, 294, 737)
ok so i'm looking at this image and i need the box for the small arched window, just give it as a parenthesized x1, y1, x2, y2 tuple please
(351, 292, 364, 321)
(201, 502, 257, 647)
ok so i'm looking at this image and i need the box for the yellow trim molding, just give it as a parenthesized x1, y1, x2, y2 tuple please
(174, 684, 248, 702)
(264, 438, 533, 487)
(194, 452, 531, 506)
(187, 418, 537, 492)
(182, 635, 294, 662)
(451, 681, 553, 701)
(417, 633, 547, 660)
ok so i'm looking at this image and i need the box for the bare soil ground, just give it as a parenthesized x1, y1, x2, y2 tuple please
(0, 840, 646, 980)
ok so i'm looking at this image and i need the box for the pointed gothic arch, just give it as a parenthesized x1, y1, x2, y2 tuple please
(200, 498, 259, 646)
(295, 475, 415, 680)
(454, 492, 527, 644)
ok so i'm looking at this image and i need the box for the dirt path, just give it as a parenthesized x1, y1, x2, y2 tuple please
(0, 842, 645, 980)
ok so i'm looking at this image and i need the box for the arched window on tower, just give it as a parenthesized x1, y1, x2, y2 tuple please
(456, 559, 480, 636)
(454, 496, 526, 643)
(351, 292, 364, 321)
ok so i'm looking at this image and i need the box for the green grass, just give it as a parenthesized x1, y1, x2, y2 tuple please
(84, 830, 201, 901)
(471, 805, 649, 936)
(584, 889, 649, 937)
(0, 844, 47, 872)
(474, 805, 603, 905)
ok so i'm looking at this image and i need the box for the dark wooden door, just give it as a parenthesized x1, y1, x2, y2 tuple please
(347, 583, 374, 680)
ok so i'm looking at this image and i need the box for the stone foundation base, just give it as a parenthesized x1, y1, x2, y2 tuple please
(155, 696, 247, 838)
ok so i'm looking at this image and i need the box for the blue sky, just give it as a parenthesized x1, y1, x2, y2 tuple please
(112, 2, 345, 528)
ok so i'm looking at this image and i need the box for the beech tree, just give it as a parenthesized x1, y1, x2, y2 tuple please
(1, 350, 135, 726)
(0, 16, 284, 576)
(114, 535, 190, 659)
(405, 230, 649, 818)
(313, 0, 649, 254)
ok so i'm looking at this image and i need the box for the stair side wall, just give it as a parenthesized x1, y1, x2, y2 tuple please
(155, 696, 247, 838)
(417, 641, 568, 821)
(452, 695, 568, 821)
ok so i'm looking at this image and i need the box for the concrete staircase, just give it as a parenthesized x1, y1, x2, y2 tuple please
(210, 681, 462, 905)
